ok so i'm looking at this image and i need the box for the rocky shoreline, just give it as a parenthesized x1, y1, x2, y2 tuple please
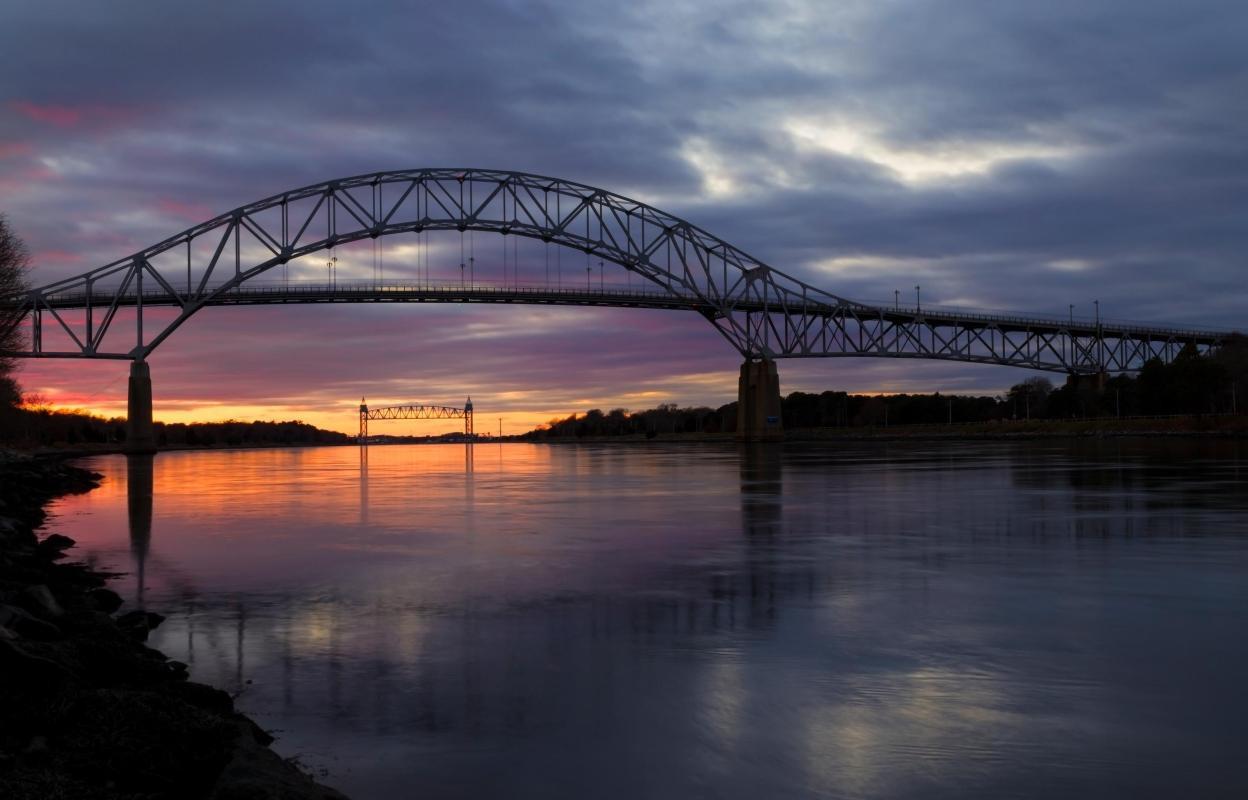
(0, 452, 348, 800)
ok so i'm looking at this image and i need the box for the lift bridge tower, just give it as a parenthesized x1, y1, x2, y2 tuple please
(358, 397, 474, 442)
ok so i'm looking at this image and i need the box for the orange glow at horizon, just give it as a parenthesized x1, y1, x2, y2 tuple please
(25, 398, 578, 437)
(26, 391, 936, 437)
(16, 368, 753, 437)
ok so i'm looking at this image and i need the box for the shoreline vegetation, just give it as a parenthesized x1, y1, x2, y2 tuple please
(5, 413, 1248, 457)
(525, 345, 1246, 441)
(1, 409, 353, 451)
(522, 414, 1248, 443)
(3, 409, 1246, 457)
(0, 451, 347, 799)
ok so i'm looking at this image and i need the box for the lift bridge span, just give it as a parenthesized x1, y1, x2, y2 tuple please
(359, 398, 473, 442)
(0, 167, 1235, 450)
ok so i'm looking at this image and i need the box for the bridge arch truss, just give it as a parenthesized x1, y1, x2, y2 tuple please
(0, 168, 1230, 374)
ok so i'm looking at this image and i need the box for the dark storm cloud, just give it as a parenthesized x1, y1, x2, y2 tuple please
(3, 0, 1246, 420)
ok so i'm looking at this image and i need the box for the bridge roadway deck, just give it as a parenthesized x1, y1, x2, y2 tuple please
(34, 282, 1226, 344)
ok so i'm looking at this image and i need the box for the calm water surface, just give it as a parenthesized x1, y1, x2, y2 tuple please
(45, 440, 1248, 798)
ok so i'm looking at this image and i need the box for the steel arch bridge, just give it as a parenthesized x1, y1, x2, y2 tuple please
(0, 167, 1235, 446)
(1, 167, 1229, 369)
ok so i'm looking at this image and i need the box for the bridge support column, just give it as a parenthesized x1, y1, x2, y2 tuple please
(1065, 370, 1109, 393)
(736, 359, 783, 442)
(125, 360, 157, 454)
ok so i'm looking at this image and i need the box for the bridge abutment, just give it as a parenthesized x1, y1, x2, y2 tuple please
(736, 359, 784, 442)
(1065, 370, 1110, 393)
(125, 360, 157, 454)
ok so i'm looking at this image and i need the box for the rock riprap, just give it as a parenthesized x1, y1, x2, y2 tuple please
(0, 451, 348, 800)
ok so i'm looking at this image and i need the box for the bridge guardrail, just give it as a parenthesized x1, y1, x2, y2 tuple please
(32, 279, 1229, 340)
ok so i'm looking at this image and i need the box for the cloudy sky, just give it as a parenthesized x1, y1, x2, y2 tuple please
(2, 0, 1245, 434)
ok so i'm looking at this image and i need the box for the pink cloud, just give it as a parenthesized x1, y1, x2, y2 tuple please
(10, 101, 143, 136)
(157, 197, 216, 223)
(0, 141, 33, 159)
(11, 101, 82, 127)
(0, 163, 57, 194)
(33, 249, 85, 266)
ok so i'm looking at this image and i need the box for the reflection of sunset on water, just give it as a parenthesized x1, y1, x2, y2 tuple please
(43, 440, 1248, 799)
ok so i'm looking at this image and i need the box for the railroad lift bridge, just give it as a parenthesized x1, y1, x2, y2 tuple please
(0, 168, 1235, 452)
(359, 397, 474, 442)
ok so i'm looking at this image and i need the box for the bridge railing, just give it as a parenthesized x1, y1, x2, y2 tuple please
(853, 298, 1231, 339)
(35, 279, 698, 303)
(26, 278, 1231, 342)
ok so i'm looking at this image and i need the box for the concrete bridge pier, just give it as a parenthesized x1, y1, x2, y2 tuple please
(1065, 370, 1110, 393)
(736, 358, 784, 442)
(125, 359, 157, 454)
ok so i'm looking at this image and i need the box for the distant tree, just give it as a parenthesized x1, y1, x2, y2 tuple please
(1007, 377, 1053, 419)
(0, 372, 22, 433)
(1136, 344, 1224, 415)
(1212, 333, 1248, 414)
(1171, 342, 1229, 414)
(1103, 373, 1138, 417)
(1136, 357, 1173, 414)
(0, 215, 31, 407)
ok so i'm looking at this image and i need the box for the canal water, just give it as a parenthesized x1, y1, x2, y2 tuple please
(45, 441, 1248, 799)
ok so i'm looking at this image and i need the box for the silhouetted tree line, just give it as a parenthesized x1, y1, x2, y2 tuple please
(0, 406, 350, 448)
(527, 337, 1247, 436)
(1013, 339, 1245, 420)
(530, 404, 730, 438)
(784, 390, 1004, 427)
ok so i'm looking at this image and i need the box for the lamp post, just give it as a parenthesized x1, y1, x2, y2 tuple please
(915, 285, 921, 312)
(894, 289, 899, 310)
(1094, 299, 1100, 325)
(1069, 304, 1074, 324)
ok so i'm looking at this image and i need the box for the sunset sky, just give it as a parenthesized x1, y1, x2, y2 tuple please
(3, 0, 1246, 435)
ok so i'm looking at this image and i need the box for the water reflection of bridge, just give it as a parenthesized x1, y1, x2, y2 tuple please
(119, 441, 1248, 740)
(121, 446, 814, 734)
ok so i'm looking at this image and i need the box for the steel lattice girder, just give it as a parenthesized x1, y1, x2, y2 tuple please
(0, 168, 1232, 373)
(364, 404, 468, 421)
(359, 402, 472, 440)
